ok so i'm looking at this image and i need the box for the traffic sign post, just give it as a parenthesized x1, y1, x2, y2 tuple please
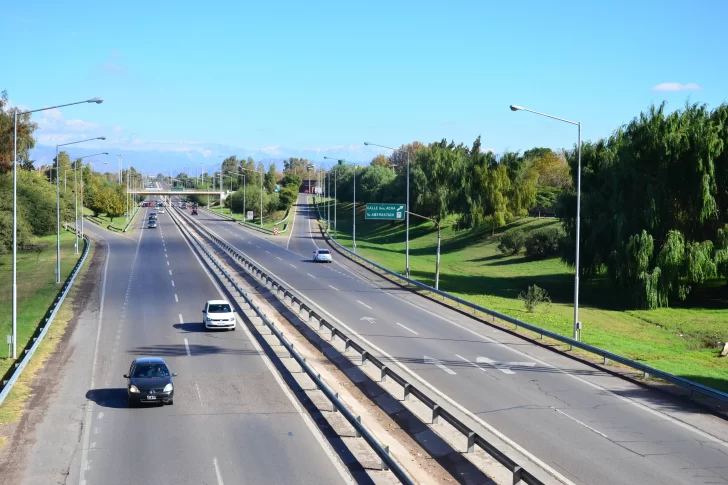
(365, 203, 406, 221)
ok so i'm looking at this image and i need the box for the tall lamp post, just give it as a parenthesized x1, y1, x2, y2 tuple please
(226, 171, 245, 219)
(240, 166, 263, 228)
(510, 104, 582, 341)
(324, 157, 356, 251)
(74, 152, 108, 250)
(365, 142, 411, 278)
(10, 96, 102, 360)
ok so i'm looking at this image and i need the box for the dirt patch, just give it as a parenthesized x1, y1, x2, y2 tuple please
(0, 239, 105, 484)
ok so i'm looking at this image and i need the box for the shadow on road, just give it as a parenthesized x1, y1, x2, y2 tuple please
(85, 388, 128, 409)
(172, 322, 207, 333)
(127, 344, 263, 357)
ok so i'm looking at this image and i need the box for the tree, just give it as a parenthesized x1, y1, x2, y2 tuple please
(104, 186, 126, 222)
(221, 156, 239, 184)
(0, 90, 38, 174)
(370, 154, 390, 168)
(561, 102, 727, 308)
(265, 162, 277, 193)
(283, 157, 311, 176)
(390, 141, 426, 170)
(528, 150, 572, 188)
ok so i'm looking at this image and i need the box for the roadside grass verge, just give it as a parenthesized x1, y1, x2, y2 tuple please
(0, 234, 91, 434)
(82, 206, 128, 230)
(321, 200, 728, 392)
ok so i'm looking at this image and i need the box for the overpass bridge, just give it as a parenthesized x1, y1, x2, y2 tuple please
(128, 189, 231, 199)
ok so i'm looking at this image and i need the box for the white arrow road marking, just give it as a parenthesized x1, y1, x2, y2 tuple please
(360, 316, 377, 324)
(476, 356, 535, 374)
(424, 355, 457, 375)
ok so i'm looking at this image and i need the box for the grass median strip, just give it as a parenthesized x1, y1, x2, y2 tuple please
(0, 235, 93, 440)
(208, 206, 284, 231)
(321, 200, 728, 393)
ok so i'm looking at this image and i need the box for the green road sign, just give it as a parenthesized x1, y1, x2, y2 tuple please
(365, 203, 406, 220)
(171, 186, 184, 191)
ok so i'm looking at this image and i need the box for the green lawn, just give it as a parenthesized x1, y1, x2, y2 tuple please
(0, 232, 84, 378)
(318, 199, 728, 393)
(210, 207, 286, 231)
(83, 206, 134, 230)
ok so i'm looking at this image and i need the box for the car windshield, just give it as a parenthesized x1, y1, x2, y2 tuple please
(132, 363, 170, 378)
(208, 304, 231, 313)
(318, 249, 330, 254)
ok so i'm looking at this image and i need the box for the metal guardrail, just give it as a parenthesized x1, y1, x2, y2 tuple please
(176, 208, 546, 485)
(309, 199, 728, 405)
(273, 206, 292, 226)
(123, 205, 141, 232)
(201, 207, 288, 234)
(169, 208, 415, 484)
(0, 228, 91, 406)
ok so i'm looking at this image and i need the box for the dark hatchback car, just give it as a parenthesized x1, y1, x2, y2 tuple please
(148, 220, 158, 228)
(124, 357, 176, 407)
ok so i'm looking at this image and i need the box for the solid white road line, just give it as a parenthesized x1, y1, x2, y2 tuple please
(552, 407, 608, 439)
(356, 300, 372, 310)
(184, 338, 191, 356)
(174, 294, 178, 302)
(424, 355, 457, 375)
(179, 314, 184, 324)
(455, 354, 488, 373)
(328, 285, 339, 291)
(213, 457, 225, 485)
(395, 322, 418, 335)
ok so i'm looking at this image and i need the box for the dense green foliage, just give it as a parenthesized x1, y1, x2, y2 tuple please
(524, 228, 563, 259)
(497, 229, 526, 255)
(559, 102, 728, 308)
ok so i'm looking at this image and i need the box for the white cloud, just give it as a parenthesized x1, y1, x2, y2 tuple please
(97, 61, 128, 75)
(651, 82, 702, 93)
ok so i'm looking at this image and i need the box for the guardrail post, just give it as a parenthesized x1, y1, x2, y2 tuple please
(332, 393, 339, 412)
(644, 370, 650, 379)
(432, 404, 440, 424)
(380, 366, 387, 382)
(361, 351, 368, 366)
(402, 383, 411, 402)
(345, 338, 351, 353)
(381, 445, 390, 471)
(512, 466, 523, 485)
(355, 416, 362, 438)
(466, 431, 475, 453)
(604, 356, 608, 365)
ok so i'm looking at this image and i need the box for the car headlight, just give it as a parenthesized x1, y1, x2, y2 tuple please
(129, 385, 140, 393)
(163, 383, 173, 393)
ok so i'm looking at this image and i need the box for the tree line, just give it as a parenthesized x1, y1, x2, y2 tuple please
(326, 102, 728, 309)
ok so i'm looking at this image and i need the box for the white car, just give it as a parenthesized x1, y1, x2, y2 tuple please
(312, 248, 332, 263)
(202, 300, 236, 330)
(158, 208, 165, 214)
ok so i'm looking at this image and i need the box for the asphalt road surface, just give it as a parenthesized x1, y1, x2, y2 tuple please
(8, 200, 353, 485)
(184, 194, 728, 485)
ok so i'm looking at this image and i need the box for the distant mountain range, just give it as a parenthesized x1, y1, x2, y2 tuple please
(28, 143, 383, 175)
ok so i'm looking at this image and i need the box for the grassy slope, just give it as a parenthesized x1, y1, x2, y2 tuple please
(323, 200, 728, 392)
(0, 233, 84, 378)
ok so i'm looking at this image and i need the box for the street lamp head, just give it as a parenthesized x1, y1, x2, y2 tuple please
(88, 97, 104, 104)
(363, 142, 370, 146)
(97, 137, 106, 141)
(102, 152, 109, 155)
(510, 105, 524, 112)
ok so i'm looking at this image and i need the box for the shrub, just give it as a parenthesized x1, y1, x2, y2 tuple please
(518, 285, 551, 312)
(497, 229, 526, 255)
(524, 228, 563, 258)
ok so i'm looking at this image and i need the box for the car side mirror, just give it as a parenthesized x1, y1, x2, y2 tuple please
(202, 309, 206, 313)
(172, 373, 178, 377)
(123, 374, 129, 378)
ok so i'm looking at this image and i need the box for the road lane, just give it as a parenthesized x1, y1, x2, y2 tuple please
(78, 201, 352, 485)
(185, 197, 728, 485)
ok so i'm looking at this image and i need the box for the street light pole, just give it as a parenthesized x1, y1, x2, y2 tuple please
(510, 104, 582, 341)
(10, 97, 102, 359)
(365, 142, 411, 278)
(56, 136, 106, 278)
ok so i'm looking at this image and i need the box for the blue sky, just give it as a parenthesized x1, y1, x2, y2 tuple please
(2, 0, 727, 171)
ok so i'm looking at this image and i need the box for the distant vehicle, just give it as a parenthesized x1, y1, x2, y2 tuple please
(202, 300, 236, 330)
(181, 203, 187, 209)
(156, 201, 164, 207)
(148, 220, 158, 228)
(124, 357, 176, 407)
(149, 213, 158, 220)
(158, 208, 165, 214)
(312, 248, 332, 263)
(191, 209, 198, 215)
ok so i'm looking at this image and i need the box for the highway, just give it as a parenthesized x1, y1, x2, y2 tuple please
(184, 194, 728, 485)
(9, 200, 354, 485)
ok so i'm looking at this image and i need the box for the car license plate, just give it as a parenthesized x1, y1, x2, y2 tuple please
(147, 395, 156, 400)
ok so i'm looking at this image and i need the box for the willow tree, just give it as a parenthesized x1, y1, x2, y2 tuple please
(561, 102, 727, 308)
